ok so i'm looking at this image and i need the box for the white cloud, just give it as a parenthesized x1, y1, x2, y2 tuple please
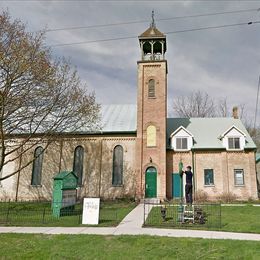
(1, 1, 259, 125)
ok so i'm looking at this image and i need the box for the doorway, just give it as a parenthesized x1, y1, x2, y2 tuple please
(145, 167, 157, 198)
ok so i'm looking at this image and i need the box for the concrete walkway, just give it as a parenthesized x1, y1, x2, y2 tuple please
(1, 204, 260, 241)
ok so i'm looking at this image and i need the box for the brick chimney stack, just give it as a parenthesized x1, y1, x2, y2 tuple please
(232, 106, 239, 119)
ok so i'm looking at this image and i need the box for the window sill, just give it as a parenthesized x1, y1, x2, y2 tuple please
(30, 185, 42, 188)
(173, 149, 191, 152)
(227, 149, 243, 151)
(112, 185, 123, 187)
(204, 185, 215, 187)
(148, 97, 156, 99)
(147, 146, 157, 148)
(234, 185, 245, 187)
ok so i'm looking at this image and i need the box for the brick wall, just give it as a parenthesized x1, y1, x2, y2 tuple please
(166, 150, 258, 200)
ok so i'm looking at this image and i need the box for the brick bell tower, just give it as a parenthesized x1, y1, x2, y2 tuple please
(136, 13, 167, 200)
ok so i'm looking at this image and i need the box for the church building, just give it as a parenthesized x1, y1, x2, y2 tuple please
(0, 21, 258, 202)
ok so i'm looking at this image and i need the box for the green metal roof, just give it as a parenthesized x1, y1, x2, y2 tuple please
(53, 171, 77, 180)
(256, 153, 260, 163)
(167, 117, 256, 150)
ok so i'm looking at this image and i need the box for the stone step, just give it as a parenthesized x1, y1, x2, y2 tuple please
(141, 198, 161, 204)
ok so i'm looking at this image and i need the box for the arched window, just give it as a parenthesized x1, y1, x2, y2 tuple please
(31, 146, 44, 186)
(112, 145, 123, 186)
(148, 79, 155, 98)
(147, 125, 156, 147)
(73, 146, 84, 186)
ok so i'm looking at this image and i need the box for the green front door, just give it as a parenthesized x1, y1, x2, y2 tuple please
(145, 167, 157, 198)
(172, 173, 183, 198)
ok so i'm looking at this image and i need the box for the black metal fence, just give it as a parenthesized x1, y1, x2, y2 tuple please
(144, 201, 221, 229)
(0, 200, 119, 226)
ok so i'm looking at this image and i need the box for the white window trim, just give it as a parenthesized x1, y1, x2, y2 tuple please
(170, 126, 193, 151)
(234, 169, 245, 186)
(204, 169, 215, 186)
(175, 137, 189, 151)
(227, 136, 243, 151)
(221, 126, 246, 151)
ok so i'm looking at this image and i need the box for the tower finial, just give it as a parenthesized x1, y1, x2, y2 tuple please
(151, 10, 156, 28)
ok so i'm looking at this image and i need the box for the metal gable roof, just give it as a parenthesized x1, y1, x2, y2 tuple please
(78, 105, 256, 151)
(167, 117, 256, 150)
(100, 104, 137, 133)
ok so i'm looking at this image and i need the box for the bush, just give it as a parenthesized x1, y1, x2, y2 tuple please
(194, 190, 209, 203)
(218, 192, 237, 203)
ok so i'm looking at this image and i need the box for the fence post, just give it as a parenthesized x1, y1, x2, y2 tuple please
(5, 199, 11, 224)
(115, 209, 118, 224)
(42, 208, 46, 224)
(219, 203, 222, 229)
(143, 200, 145, 226)
(78, 208, 82, 225)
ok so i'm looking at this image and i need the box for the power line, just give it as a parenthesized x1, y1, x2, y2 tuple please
(45, 7, 260, 32)
(49, 20, 260, 47)
(0, 0, 259, 1)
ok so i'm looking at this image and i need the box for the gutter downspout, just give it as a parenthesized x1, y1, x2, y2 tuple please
(15, 145, 23, 202)
(58, 139, 63, 173)
(192, 149, 196, 202)
(226, 152, 230, 194)
(98, 138, 103, 197)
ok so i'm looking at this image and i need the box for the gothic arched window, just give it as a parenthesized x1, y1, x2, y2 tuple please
(112, 145, 123, 186)
(73, 146, 84, 186)
(147, 125, 156, 147)
(31, 146, 44, 186)
(148, 79, 155, 98)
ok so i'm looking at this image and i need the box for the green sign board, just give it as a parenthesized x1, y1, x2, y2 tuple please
(52, 171, 78, 217)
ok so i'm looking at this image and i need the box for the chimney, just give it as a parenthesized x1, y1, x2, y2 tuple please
(232, 106, 239, 119)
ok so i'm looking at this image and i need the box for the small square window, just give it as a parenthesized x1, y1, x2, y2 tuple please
(234, 169, 244, 186)
(204, 169, 214, 186)
(228, 137, 240, 149)
(176, 137, 188, 150)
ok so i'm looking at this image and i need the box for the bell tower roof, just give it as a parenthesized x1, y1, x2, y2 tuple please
(139, 26, 166, 39)
(139, 11, 166, 39)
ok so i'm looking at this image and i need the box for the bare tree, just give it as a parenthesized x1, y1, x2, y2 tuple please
(0, 12, 100, 181)
(173, 91, 216, 118)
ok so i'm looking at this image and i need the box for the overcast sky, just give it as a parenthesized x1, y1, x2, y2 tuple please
(1, 0, 260, 125)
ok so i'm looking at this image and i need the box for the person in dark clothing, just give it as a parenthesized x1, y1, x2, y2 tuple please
(181, 166, 193, 204)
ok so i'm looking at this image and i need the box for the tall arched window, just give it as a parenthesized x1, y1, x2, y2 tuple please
(73, 146, 84, 186)
(148, 79, 155, 98)
(31, 146, 44, 186)
(147, 125, 156, 147)
(112, 145, 123, 186)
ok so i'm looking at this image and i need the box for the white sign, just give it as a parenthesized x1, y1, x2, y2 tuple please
(82, 198, 100, 225)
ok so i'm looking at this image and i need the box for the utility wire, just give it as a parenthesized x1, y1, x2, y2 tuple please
(49, 20, 260, 47)
(45, 7, 260, 32)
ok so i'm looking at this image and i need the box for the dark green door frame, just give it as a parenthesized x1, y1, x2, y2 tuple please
(172, 173, 183, 199)
(145, 167, 157, 198)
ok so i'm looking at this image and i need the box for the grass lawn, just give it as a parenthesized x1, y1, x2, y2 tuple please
(0, 200, 136, 227)
(221, 205, 260, 233)
(0, 233, 259, 259)
(145, 204, 260, 234)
